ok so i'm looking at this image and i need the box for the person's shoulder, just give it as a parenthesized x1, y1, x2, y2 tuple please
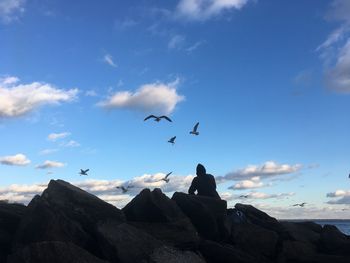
(206, 174, 215, 178)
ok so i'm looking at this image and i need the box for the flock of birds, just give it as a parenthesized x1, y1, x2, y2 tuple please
(78, 114, 198, 193)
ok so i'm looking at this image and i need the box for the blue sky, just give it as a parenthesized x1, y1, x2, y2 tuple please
(1, 0, 350, 218)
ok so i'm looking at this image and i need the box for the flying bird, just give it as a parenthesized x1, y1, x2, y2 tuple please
(116, 185, 133, 193)
(144, 115, 172, 122)
(160, 172, 172, 183)
(168, 136, 176, 145)
(240, 195, 249, 198)
(190, 122, 200, 135)
(79, 169, 89, 176)
(293, 202, 307, 207)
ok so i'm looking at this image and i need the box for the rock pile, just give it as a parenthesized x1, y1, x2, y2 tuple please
(1, 179, 349, 263)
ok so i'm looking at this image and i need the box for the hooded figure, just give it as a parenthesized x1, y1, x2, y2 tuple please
(188, 164, 220, 199)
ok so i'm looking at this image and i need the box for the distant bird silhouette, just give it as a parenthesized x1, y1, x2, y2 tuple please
(46, 171, 53, 175)
(160, 172, 172, 183)
(240, 195, 249, 198)
(190, 122, 199, 135)
(168, 136, 176, 145)
(293, 202, 307, 207)
(79, 169, 89, 176)
(116, 185, 133, 193)
(144, 115, 172, 122)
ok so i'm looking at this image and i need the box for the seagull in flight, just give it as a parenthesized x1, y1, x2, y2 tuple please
(293, 202, 307, 207)
(168, 136, 176, 145)
(116, 185, 133, 194)
(144, 115, 172, 122)
(240, 195, 249, 198)
(79, 169, 89, 176)
(190, 122, 199, 135)
(160, 172, 172, 183)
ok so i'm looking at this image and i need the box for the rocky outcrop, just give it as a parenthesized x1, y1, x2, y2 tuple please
(123, 188, 199, 249)
(1, 179, 350, 263)
(172, 192, 228, 240)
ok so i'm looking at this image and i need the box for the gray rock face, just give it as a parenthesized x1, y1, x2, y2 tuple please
(123, 189, 199, 249)
(230, 222, 279, 259)
(319, 225, 350, 256)
(13, 180, 125, 260)
(7, 241, 109, 263)
(172, 192, 228, 240)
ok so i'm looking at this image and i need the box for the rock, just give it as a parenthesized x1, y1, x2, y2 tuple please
(280, 221, 321, 245)
(172, 192, 228, 240)
(199, 240, 257, 263)
(14, 180, 125, 260)
(234, 204, 286, 237)
(7, 241, 109, 263)
(230, 222, 278, 259)
(96, 221, 163, 263)
(0, 203, 26, 263)
(277, 240, 317, 263)
(123, 189, 199, 249)
(319, 225, 350, 256)
(150, 246, 206, 263)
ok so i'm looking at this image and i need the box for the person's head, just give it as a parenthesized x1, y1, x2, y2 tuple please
(196, 163, 206, 177)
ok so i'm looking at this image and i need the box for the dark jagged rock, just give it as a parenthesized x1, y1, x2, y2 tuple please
(14, 180, 125, 260)
(319, 225, 350, 256)
(96, 221, 162, 263)
(230, 222, 278, 259)
(123, 188, 199, 249)
(199, 240, 258, 263)
(280, 221, 321, 245)
(7, 241, 109, 263)
(0, 203, 26, 263)
(172, 192, 228, 240)
(235, 204, 287, 237)
(277, 240, 317, 262)
(149, 246, 206, 263)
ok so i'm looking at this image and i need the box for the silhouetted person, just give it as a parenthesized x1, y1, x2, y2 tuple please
(188, 164, 221, 199)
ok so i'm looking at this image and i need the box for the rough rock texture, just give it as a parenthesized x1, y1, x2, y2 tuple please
(123, 188, 199, 249)
(172, 192, 228, 240)
(13, 180, 125, 260)
(2, 180, 350, 263)
(7, 241, 109, 263)
(0, 203, 26, 263)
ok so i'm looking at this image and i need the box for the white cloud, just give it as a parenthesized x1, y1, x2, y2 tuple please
(103, 54, 117, 68)
(186, 40, 205, 53)
(0, 0, 25, 23)
(218, 161, 302, 182)
(85, 90, 98, 97)
(0, 76, 78, 118)
(61, 140, 80, 148)
(221, 191, 294, 201)
(0, 153, 30, 166)
(168, 34, 186, 49)
(36, 160, 65, 169)
(229, 177, 267, 190)
(176, 0, 250, 21)
(327, 189, 350, 204)
(98, 79, 184, 115)
(47, 132, 71, 141)
(317, 0, 350, 93)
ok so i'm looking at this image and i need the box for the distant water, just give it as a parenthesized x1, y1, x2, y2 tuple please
(283, 219, 350, 235)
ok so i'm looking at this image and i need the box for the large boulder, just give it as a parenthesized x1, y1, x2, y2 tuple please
(199, 240, 258, 263)
(280, 221, 321, 245)
(0, 203, 26, 263)
(319, 225, 350, 255)
(96, 221, 163, 263)
(234, 204, 287, 237)
(150, 246, 206, 263)
(123, 189, 199, 249)
(7, 241, 109, 263)
(230, 222, 278, 259)
(14, 180, 125, 260)
(172, 192, 228, 240)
